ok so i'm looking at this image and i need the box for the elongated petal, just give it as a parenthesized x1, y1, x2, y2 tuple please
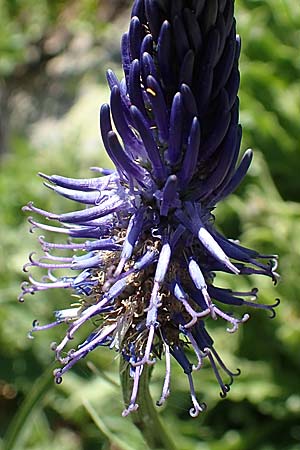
(178, 117, 201, 188)
(130, 105, 166, 181)
(167, 92, 183, 165)
(146, 75, 169, 142)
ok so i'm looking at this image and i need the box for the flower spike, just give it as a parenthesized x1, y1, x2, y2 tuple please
(21, 0, 279, 417)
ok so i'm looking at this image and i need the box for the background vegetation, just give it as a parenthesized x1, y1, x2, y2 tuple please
(1, 0, 300, 449)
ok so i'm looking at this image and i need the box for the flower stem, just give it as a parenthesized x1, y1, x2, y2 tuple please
(120, 360, 177, 450)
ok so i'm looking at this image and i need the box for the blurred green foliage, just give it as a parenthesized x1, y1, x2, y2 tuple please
(237, 0, 300, 201)
(0, 1, 300, 449)
(0, 0, 118, 76)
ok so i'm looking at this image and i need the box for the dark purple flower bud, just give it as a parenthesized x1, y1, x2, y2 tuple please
(167, 92, 183, 165)
(129, 16, 143, 60)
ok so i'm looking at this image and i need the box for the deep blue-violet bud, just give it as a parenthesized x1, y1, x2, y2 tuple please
(21, 0, 279, 417)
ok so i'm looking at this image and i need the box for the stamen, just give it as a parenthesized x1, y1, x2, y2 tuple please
(213, 305, 250, 332)
(28, 217, 70, 234)
(187, 372, 206, 417)
(66, 297, 113, 343)
(131, 324, 156, 366)
(66, 323, 117, 361)
(40, 252, 73, 262)
(205, 348, 230, 398)
(172, 281, 210, 327)
(188, 259, 217, 319)
(66, 276, 128, 344)
(210, 346, 241, 384)
(157, 343, 171, 406)
(185, 330, 208, 370)
(29, 319, 62, 338)
(54, 334, 71, 362)
(44, 182, 101, 204)
(23, 202, 58, 219)
(45, 270, 58, 282)
(122, 365, 143, 416)
(240, 298, 280, 319)
(28, 275, 73, 290)
(145, 241, 171, 314)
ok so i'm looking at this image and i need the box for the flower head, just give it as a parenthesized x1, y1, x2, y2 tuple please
(21, 0, 279, 417)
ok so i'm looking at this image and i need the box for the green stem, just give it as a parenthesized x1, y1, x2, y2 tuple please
(120, 360, 177, 450)
(3, 362, 56, 450)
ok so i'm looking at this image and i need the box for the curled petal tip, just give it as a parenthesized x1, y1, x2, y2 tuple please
(220, 384, 230, 399)
(50, 341, 57, 351)
(55, 376, 63, 385)
(22, 203, 33, 212)
(268, 298, 281, 319)
(189, 401, 207, 418)
(22, 263, 30, 273)
(122, 403, 139, 417)
(53, 369, 63, 384)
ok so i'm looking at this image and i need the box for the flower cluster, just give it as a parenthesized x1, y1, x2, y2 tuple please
(21, 0, 279, 417)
